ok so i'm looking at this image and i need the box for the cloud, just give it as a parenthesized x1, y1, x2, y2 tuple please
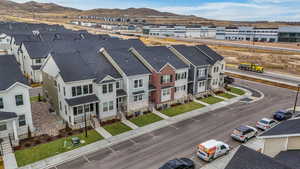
(159, 2, 300, 21)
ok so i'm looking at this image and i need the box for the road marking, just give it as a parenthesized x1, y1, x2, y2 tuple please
(129, 139, 138, 144)
(169, 125, 179, 130)
(83, 155, 90, 163)
(107, 146, 116, 153)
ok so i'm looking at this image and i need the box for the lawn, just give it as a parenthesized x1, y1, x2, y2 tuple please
(15, 130, 103, 167)
(160, 102, 205, 117)
(30, 96, 44, 102)
(198, 96, 224, 104)
(217, 93, 236, 99)
(228, 87, 246, 95)
(103, 122, 132, 136)
(129, 113, 163, 127)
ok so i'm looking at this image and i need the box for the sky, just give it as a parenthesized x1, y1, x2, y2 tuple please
(11, 0, 300, 21)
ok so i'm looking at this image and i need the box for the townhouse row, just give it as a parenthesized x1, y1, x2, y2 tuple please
(41, 39, 225, 126)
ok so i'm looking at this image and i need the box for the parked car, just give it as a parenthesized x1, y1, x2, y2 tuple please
(256, 118, 277, 130)
(231, 125, 258, 142)
(197, 139, 230, 162)
(273, 110, 293, 121)
(224, 76, 235, 85)
(159, 158, 195, 169)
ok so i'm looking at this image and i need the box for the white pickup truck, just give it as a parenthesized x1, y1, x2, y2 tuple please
(197, 139, 230, 162)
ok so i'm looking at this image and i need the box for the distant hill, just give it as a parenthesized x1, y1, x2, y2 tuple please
(0, 0, 80, 14)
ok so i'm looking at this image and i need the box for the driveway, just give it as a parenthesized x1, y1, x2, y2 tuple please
(55, 79, 296, 169)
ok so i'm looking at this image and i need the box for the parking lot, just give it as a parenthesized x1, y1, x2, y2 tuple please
(54, 79, 296, 169)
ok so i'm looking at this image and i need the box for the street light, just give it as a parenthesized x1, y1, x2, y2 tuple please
(293, 84, 300, 114)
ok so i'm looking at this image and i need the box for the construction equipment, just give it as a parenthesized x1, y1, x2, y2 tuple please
(238, 63, 264, 73)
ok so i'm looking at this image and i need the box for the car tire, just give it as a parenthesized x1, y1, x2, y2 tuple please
(244, 138, 248, 143)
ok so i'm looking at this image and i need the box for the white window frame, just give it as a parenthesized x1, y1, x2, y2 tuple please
(134, 79, 143, 88)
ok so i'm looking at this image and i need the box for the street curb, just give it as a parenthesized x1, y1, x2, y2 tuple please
(18, 89, 251, 169)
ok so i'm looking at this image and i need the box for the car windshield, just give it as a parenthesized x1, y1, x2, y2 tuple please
(259, 120, 269, 124)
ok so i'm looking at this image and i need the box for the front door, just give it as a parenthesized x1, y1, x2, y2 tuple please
(95, 103, 99, 118)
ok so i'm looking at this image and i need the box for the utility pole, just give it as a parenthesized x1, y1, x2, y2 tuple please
(293, 84, 300, 114)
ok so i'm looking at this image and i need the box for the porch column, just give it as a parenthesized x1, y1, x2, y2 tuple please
(12, 120, 18, 141)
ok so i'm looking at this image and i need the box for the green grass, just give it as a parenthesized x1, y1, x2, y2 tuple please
(198, 96, 224, 104)
(15, 130, 103, 167)
(103, 122, 132, 136)
(129, 113, 163, 127)
(228, 87, 246, 95)
(160, 102, 205, 117)
(30, 96, 44, 102)
(217, 93, 236, 99)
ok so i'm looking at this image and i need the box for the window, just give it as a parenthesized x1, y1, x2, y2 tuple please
(36, 59, 42, 64)
(63, 87, 66, 96)
(77, 106, 83, 115)
(84, 104, 90, 112)
(162, 89, 170, 96)
(18, 115, 26, 126)
(0, 98, 3, 109)
(58, 83, 60, 92)
(161, 75, 172, 84)
(116, 82, 120, 89)
(89, 84, 93, 93)
(15, 95, 24, 106)
(90, 104, 94, 112)
(134, 94, 143, 102)
(0, 124, 7, 131)
(109, 101, 114, 110)
(76, 86, 82, 95)
(72, 87, 76, 97)
(197, 68, 206, 77)
(134, 79, 143, 88)
(109, 83, 113, 92)
(83, 85, 89, 94)
(59, 101, 62, 110)
(102, 84, 107, 94)
(103, 102, 108, 112)
(176, 72, 187, 80)
(73, 107, 78, 116)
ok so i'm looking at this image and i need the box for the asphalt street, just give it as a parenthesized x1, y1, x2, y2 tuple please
(227, 67, 300, 85)
(54, 79, 296, 169)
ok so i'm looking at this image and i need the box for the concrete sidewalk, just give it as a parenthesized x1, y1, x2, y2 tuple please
(17, 89, 252, 169)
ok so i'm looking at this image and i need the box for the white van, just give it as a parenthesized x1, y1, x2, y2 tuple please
(197, 140, 230, 162)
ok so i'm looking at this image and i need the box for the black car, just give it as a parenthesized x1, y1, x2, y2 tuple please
(273, 110, 293, 121)
(224, 76, 234, 85)
(159, 158, 195, 169)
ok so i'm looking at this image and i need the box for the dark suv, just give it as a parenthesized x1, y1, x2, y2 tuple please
(159, 158, 195, 169)
(273, 110, 293, 121)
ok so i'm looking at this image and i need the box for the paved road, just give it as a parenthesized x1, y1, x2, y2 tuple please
(54, 79, 296, 169)
(227, 67, 300, 86)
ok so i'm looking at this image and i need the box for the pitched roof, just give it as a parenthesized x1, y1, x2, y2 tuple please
(105, 48, 150, 76)
(196, 45, 224, 62)
(51, 52, 96, 82)
(275, 150, 300, 169)
(22, 41, 51, 59)
(134, 46, 188, 72)
(225, 146, 292, 169)
(0, 55, 28, 90)
(172, 45, 215, 66)
(259, 118, 300, 137)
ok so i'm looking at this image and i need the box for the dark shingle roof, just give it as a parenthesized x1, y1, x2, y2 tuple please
(225, 146, 292, 169)
(65, 94, 99, 106)
(0, 55, 28, 90)
(135, 46, 188, 72)
(51, 52, 96, 82)
(105, 48, 150, 76)
(196, 45, 224, 62)
(117, 89, 127, 97)
(172, 45, 215, 66)
(275, 150, 300, 169)
(0, 111, 18, 121)
(260, 118, 300, 137)
(22, 41, 51, 59)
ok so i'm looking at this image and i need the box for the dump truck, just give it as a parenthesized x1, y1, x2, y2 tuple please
(238, 63, 264, 73)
